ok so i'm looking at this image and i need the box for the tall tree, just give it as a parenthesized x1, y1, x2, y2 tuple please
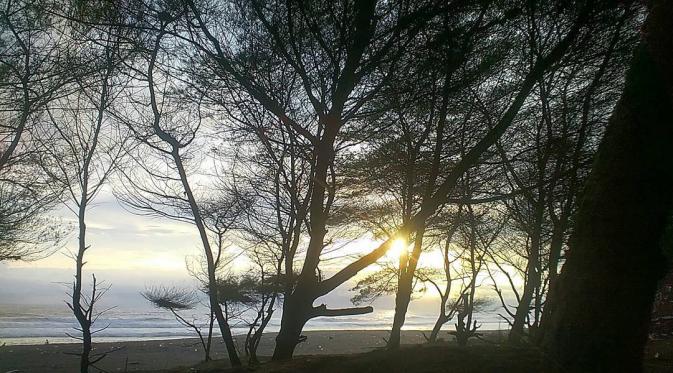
(180, 0, 594, 359)
(36, 23, 131, 372)
(474, 3, 637, 343)
(542, 1, 673, 371)
(114, 13, 243, 365)
(182, 0, 433, 358)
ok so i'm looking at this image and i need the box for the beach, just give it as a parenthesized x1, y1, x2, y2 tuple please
(1, 330, 508, 372)
(2, 330, 673, 372)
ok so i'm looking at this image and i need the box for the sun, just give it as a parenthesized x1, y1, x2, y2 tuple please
(386, 238, 408, 261)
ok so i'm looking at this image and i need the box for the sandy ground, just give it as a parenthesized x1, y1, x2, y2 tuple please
(0, 330, 509, 373)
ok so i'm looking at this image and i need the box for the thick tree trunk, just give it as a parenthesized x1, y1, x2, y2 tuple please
(542, 2, 673, 371)
(389, 225, 427, 349)
(272, 290, 373, 359)
(272, 292, 312, 360)
(388, 273, 413, 348)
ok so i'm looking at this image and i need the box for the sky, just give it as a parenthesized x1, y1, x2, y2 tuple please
(0, 187, 393, 308)
(0, 188, 201, 308)
(0, 185, 521, 315)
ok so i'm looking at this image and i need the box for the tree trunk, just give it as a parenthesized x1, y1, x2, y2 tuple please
(210, 299, 240, 365)
(542, 2, 673, 371)
(546, 223, 565, 289)
(389, 225, 427, 349)
(72, 196, 91, 373)
(246, 293, 275, 365)
(388, 272, 412, 348)
(428, 304, 449, 343)
(205, 311, 214, 362)
(272, 292, 311, 360)
(172, 150, 241, 367)
(509, 202, 544, 344)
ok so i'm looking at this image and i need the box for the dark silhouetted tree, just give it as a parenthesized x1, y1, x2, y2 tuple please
(542, 1, 673, 371)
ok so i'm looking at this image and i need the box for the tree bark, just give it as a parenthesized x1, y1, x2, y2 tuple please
(542, 2, 673, 371)
(272, 291, 312, 360)
(388, 225, 427, 349)
(388, 275, 412, 348)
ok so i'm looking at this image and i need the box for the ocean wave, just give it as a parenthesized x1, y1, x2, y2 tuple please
(0, 305, 508, 345)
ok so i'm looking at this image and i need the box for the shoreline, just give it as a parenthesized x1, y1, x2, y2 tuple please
(0, 329, 509, 372)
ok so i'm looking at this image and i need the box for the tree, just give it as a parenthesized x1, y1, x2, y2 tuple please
(181, 0, 427, 358)
(180, 0, 594, 359)
(241, 251, 284, 365)
(338, 4, 514, 347)
(542, 1, 673, 371)
(439, 191, 503, 347)
(0, 179, 66, 261)
(142, 286, 215, 362)
(0, 0, 70, 170)
(421, 207, 464, 343)
(483, 4, 638, 344)
(35, 21, 131, 372)
(0, 0, 71, 261)
(113, 11, 243, 365)
(146, 193, 253, 365)
(210, 121, 310, 364)
(34, 1, 651, 367)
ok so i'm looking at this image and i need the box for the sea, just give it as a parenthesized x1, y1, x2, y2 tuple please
(0, 303, 508, 346)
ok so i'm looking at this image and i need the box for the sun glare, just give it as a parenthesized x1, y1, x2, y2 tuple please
(386, 238, 408, 261)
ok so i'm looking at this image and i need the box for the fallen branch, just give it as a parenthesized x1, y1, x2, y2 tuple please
(310, 304, 374, 318)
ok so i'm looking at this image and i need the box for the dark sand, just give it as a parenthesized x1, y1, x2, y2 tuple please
(0, 330, 509, 373)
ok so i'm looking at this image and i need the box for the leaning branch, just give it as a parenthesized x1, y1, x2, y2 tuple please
(315, 8, 590, 297)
